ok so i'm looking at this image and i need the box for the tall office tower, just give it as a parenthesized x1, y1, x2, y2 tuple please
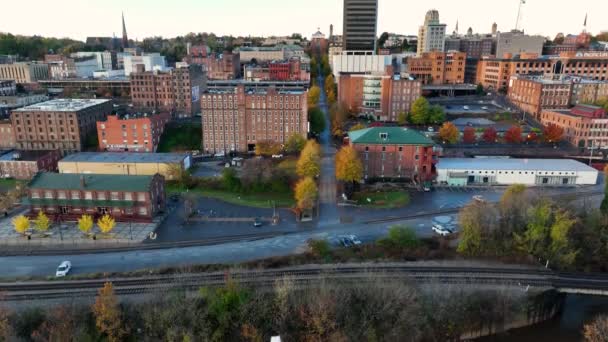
(342, 0, 378, 51)
(417, 9, 447, 56)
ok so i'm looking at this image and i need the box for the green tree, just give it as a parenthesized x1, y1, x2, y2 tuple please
(296, 140, 321, 178)
(308, 108, 326, 135)
(378, 225, 419, 249)
(294, 177, 318, 210)
(284, 134, 307, 154)
(221, 168, 241, 192)
(601, 166, 608, 216)
(428, 105, 446, 125)
(397, 112, 408, 126)
(457, 201, 499, 256)
(476, 84, 484, 96)
(200, 282, 250, 341)
(410, 98, 430, 125)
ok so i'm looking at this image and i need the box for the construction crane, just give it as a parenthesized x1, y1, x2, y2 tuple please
(515, 0, 526, 31)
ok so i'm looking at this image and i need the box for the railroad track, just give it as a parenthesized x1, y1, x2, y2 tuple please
(0, 265, 557, 302)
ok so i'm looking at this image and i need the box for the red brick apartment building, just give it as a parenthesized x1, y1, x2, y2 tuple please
(540, 105, 608, 149)
(406, 51, 466, 85)
(184, 45, 240, 80)
(10, 99, 112, 154)
(97, 112, 170, 152)
(338, 68, 422, 122)
(476, 51, 608, 91)
(0, 150, 61, 180)
(25, 173, 166, 222)
(348, 127, 437, 181)
(200, 85, 308, 154)
(130, 64, 206, 118)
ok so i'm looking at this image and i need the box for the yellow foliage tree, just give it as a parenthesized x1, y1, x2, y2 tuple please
(255, 140, 282, 156)
(326, 88, 336, 105)
(78, 214, 94, 235)
(349, 123, 367, 132)
(97, 214, 116, 234)
(307, 85, 321, 108)
(12, 215, 29, 235)
(324, 74, 335, 94)
(34, 211, 50, 233)
(438, 122, 460, 144)
(92, 282, 127, 342)
(294, 177, 318, 210)
(296, 140, 322, 178)
(335, 146, 363, 183)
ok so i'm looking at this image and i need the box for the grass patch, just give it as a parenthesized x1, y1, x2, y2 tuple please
(352, 190, 410, 209)
(167, 183, 295, 209)
(157, 123, 202, 152)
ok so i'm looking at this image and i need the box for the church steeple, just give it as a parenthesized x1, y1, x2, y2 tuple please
(122, 12, 129, 49)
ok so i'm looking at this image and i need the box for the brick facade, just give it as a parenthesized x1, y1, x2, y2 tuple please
(406, 51, 466, 85)
(0, 150, 61, 180)
(97, 113, 170, 152)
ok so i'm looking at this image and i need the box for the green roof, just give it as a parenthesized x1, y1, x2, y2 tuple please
(348, 127, 434, 146)
(28, 173, 154, 192)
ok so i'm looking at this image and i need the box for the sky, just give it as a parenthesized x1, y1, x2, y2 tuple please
(1, 0, 606, 41)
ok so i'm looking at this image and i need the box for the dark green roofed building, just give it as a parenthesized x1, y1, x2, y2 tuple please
(25, 173, 166, 222)
(347, 127, 438, 181)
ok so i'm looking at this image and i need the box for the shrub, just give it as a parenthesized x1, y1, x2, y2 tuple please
(308, 239, 331, 258)
(378, 225, 419, 249)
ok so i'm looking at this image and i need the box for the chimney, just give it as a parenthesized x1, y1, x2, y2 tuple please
(80, 175, 86, 188)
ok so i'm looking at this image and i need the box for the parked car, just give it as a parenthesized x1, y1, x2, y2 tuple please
(214, 152, 225, 158)
(432, 225, 453, 237)
(272, 154, 284, 159)
(347, 235, 362, 245)
(340, 237, 354, 247)
(463, 106, 470, 110)
(253, 218, 263, 227)
(473, 195, 486, 203)
(56, 261, 72, 277)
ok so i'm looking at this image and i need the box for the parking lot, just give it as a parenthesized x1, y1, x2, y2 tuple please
(443, 103, 505, 115)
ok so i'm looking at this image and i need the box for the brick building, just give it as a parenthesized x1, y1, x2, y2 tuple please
(476, 52, 608, 91)
(0, 80, 16, 96)
(130, 64, 206, 118)
(508, 75, 608, 118)
(338, 68, 422, 121)
(245, 58, 309, 82)
(0, 120, 16, 149)
(0, 150, 61, 180)
(348, 127, 437, 181)
(200, 85, 308, 154)
(25, 173, 166, 222)
(184, 46, 241, 80)
(406, 51, 466, 85)
(97, 113, 170, 152)
(444, 35, 495, 59)
(508, 75, 572, 119)
(11, 99, 112, 154)
(540, 105, 608, 149)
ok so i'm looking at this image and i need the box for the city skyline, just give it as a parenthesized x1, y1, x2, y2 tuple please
(1, 0, 605, 42)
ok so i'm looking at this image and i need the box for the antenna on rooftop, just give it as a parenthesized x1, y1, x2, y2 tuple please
(515, 0, 526, 31)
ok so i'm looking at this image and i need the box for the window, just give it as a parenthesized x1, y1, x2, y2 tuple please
(97, 192, 106, 200)
(138, 207, 148, 215)
(84, 191, 93, 200)
(124, 192, 133, 201)
(31, 191, 40, 199)
(71, 191, 80, 199)
(57, 191, 67, 199)
(380, 133, 388, 140)
(44, 190, 54, 199)
(110, 192, 120, 201)
(137, 192, 146, 202)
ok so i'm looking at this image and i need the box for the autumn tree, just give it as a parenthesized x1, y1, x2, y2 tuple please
(457, 201, 500, 256)
(12, 215, 29, 235)
(397, 112, 408, 126)
(584, 315, 608, 342)
(409, 97, 430, 125)
(335, 146, 363, 183)
(31, 306, 76, 342)
(97, 215, 116, 234)
(463, 127, 476, 144)
(527, 131, 539, 143)
(255, 140, 282, 156)
(329, 102, 349, 137)
(284, 134, 307, 154)
(324, 74, 336, 95)
(294, 177, 318, 209)
(307, 85, 321, 108)
(34, 211, 50, 233)
(438, 122, 459, 144)
(543, 123, 564, 143)
(92, 282, 127, 342)
(296, 140, 321, 178)
(349, 123, 366, 132)
(481, 127, 498, 143)
(326, 87, 336, 105)
(504, 125, 523, 143)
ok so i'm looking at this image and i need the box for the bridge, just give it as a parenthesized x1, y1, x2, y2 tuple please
(3, 264, 608, 302)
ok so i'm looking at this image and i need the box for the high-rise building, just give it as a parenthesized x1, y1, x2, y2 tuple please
(342, 0, 378, 51)
(417, 10, 447, 56)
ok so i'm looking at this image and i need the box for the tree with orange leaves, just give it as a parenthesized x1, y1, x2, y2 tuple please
(543, 123, 564, 143)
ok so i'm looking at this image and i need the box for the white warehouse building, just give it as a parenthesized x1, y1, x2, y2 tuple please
(437, 158, 598, 187)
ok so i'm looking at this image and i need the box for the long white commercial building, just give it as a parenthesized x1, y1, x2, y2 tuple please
(437, 158, 598, 186)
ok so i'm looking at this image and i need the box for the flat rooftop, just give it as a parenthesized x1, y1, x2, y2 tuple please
(60, 152, 189, 164)
(437, 158, 598, 173)
(0, 150, 55, 161)
(14, 98, 110, 112)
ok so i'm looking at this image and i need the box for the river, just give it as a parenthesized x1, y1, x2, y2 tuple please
(479, 294, 608, 341)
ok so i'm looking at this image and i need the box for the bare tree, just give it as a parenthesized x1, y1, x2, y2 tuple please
(584, 315, 608, 342)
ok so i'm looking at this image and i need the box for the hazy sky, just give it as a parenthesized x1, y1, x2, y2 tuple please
(1, 0, 605, 41)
